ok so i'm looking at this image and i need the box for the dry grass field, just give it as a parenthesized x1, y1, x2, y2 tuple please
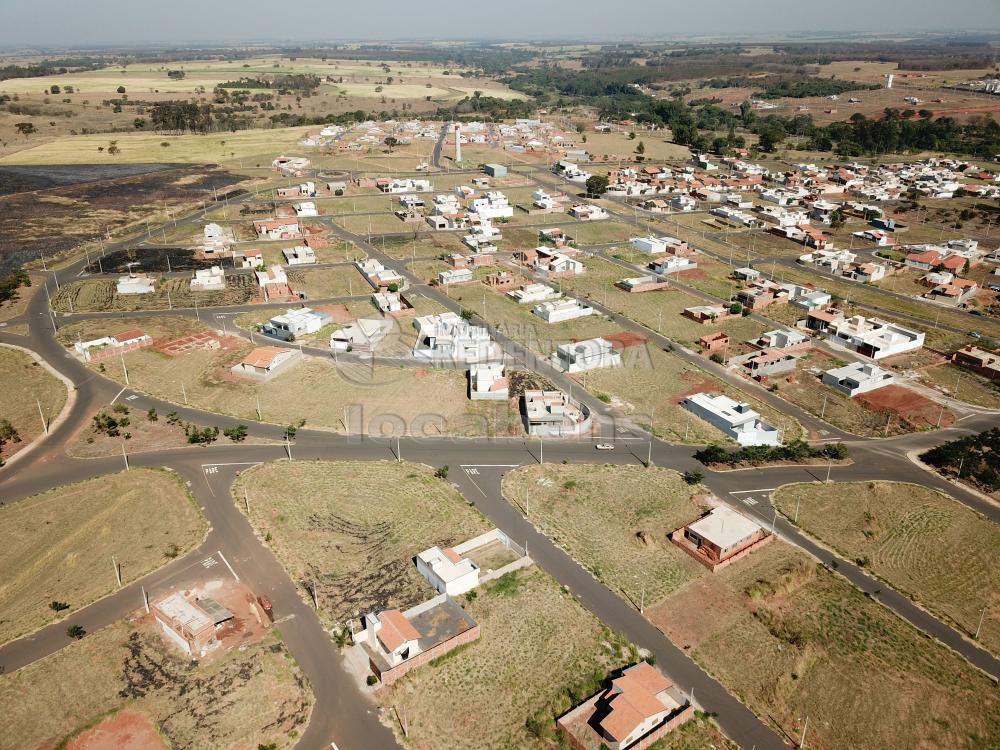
(772, 481, 1000, 655)
(501, 465, 707, 607)
(0, 620, 311, 750)
(0, 344, 67, 462)
(648, 542, 1000, 750)
(918, 361, 1000, 409)
(232, 460, 490, 626)
(377, 568, 634, 750)
(51, 275, 257, 313)
(0, 469, 205, 644)
(582, 345, 802, 443)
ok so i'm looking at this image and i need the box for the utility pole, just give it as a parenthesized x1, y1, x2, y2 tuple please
(975, 607, 987, 640)
(244, 488, 251, 515)
(826, 460, 833, 484)
(539, 437, 543, 465)
(112, 555, 122, 587)
(794, 496, 801, 523)
(181, 383, 188, 405)
(122, 442, 129, 471)
(120, 354, 129, 386)
(142, 586, 149, 613)
(256, 392, 262, 420)
(820, 393, 828, 421)
(37, 398, 48, 435)
(799, 715, 809, 749)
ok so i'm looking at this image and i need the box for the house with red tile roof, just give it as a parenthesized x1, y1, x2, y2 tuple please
(557, 662, 694, 750)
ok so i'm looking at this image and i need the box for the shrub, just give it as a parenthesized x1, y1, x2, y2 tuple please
(66, 624, 85, 639)
(683, 469, 705, 485)
(434, 465, 449, 479)
(49, 601, 70, 612)
(366, 674, 378, 686)
(224, 424, 249, 442)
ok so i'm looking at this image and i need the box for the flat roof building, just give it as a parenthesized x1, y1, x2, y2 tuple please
(670, 506, 773, 572)
(681, 392, 780, 446)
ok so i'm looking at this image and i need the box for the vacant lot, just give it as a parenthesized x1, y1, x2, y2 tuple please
(919, 361, 1000, 409)
(52, 274, 257, 312)
(583, 346, 802, 443)
(0, 620, 310, 750)
(502, 465, 707, 607)
(772, 481, 1000, 655)
(0, 344, 67, 462)
(649, 542, 1000, 750)
(377, 568, 633, 750)
(771, 351, 949, 437)
(233, 460, 490, 626)
(0, 469, 204, 645)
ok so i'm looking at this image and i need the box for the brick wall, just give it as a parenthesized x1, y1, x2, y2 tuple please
(374, 624, 480, 686)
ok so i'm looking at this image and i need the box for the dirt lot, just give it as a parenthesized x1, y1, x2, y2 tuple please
(0, 163, 245, 273)
(0, 616, 311, 750)
(0, 343, 67, 462)
(769, 351, 952, 437)
(232, 460, 490, 627)
(52, 272, 258, 313)
(502, 465, 708, 607)
(773, 480, 1000, 656)
(0, 468, 205, 645)
(648, 541, 1000, 750)
(377, 568, 634, 750)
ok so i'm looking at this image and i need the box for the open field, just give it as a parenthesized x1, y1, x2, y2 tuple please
(558, 256, 769, 348)
(769, 350, 949, 437)
(588, 343, 801, 442)
(232, 460, 490, 626)
(1, 126, 315, 166)
(918, 361, 1000, 409)
(51, 274, 258, 312)
(579, 131, 692, 163)
(502, 465, 707, 607)
(377, 568, 634, 750)
(0, 468, 204, 645)
(648, 541, 1000, 750)
(0, 344, 67, 462)
(0, 619, 310, 750)
(772, 481, 1000, 655)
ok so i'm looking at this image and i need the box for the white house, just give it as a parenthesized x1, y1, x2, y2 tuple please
(282, 245, 316, 265)
(532, 189, 561, 211)
(294, 201, 318, 217)
(649, 256, 697, 274)
(254, 219, 300, 240)
(74, 328, 151, 361)
(630, 236, 671, 255)
(569, 204, 609, 221)
(235, 249, 264, 269)
(822, 362, 896, 396)
(116, 273, 156, 295)
(330, 318, 392, 352)
(468, 191, 514, 220)
(230, 346, 299, 380)
(357, 610, 421, 668)
(190, 266, 225, 291)
(681, 392, 781, 446)
(412, 312, 502, 364)
(262, 307, 331, 341)
(670, 194, 697, 212)
(357, 258, 405, 289)
(469, 363, 509, 401)
(552, 338, 621, 373)
(532, 298, 594, 323)
(255, 264, 288, 288)
(508, 283, 561, 304)
(438, 268, 474, 285)
(416, 547, 479, 596)
(825, 315, 925, 360)
(524, 389, 592, 436)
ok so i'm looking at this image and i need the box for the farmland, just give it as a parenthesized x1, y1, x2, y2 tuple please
(648, 541, 1000, 750)
(772, 481, 1000, 655)
(501, 464, 707, 607)
(0, 344, 67, 462)
(0, 469, 205, 644)
(232, 460, 490, 626)
(0, 620, 311, 750)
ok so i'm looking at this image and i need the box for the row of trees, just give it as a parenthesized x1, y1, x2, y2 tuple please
(695, 440, 850, 467)
(921, 428, 1000, 492)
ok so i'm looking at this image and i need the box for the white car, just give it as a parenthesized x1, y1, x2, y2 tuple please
(595, 443, 615, 451)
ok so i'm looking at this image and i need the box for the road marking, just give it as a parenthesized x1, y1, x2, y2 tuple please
(217, 550, 240, 581)
(201, 556, 218, 569)
(729, 488, 776, 495)
(742, 496, 759, 506)
(464, 467, 480, 475)
(459, 464, 520, 468)
(200, 462, 263, 468)
(109, 387, 127, 405)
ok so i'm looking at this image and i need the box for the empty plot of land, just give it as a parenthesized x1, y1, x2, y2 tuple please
(0, 620, 310, 750)
(0, 469, 204, 645)
(51, 275, 257, 313)
(648, 542, 1000, 750)
(502, 465, 707, 607)
(0, 344, 67, 462)
(582, 346, 801, 443)
(919, 361, 1000, 409)
(377, 568, 633, 750)
(232, 460, 490, 626)
(772, 480, 1000, 655)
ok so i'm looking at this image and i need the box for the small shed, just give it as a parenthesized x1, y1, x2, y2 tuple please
(484, 163, 508, 178)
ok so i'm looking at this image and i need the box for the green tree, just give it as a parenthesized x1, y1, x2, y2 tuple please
(585, 174, 609, 198)
(14, 122, 36, 137)
(66, 624, 85, 639)
(635, 140, 645, 155)
(383, 136, 399, 153)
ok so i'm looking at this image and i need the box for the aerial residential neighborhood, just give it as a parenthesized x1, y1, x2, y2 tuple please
(0, 5, 999, 750)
